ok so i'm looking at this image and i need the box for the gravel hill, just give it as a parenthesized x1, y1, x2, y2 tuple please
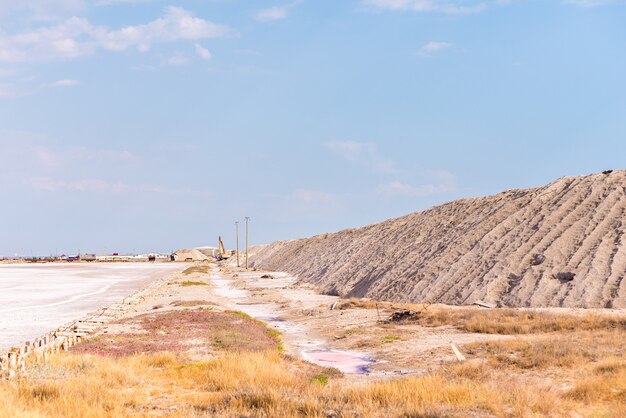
(251, 171, 626, 308)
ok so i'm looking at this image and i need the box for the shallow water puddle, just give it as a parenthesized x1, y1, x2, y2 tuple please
(303, 349, 375, 375)
(210, 269, 375, 375)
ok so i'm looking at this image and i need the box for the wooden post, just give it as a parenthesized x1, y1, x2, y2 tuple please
(8, 351, 16, 369)
(450, 342, 466, 362)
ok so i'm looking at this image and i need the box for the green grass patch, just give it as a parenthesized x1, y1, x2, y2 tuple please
(182, 265, 211, 275)
(310, 375, 329, 385)
(179, 281, 208, 287)
(381, 335, 403, 344)
(224, 310, 284, 352)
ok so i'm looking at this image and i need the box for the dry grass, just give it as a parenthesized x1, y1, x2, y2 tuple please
(467, 329, 626, 370)
(2, 328, 624, 417)
(3, 296, 624, 417)
(170, 300, 214, 307)
(72, 310, 279, 357)
(0, 350, 584, 417)
(413, 307, 626, 334)
(182, 264, 211, 275)
(334, 298, 384, 310)
(178, 280, 207, 287)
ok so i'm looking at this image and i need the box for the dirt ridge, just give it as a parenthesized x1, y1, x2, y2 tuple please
(251, 170, 626, 308)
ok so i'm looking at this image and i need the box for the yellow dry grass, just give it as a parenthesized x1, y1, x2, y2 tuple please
(410, 306, 626, 334)
(182, 265, 211, 276)
(2, 339, 624, 417)
(3, 300, 624, 417)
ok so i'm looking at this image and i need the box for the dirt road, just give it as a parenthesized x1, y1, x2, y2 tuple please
(88, 263, 509, 378)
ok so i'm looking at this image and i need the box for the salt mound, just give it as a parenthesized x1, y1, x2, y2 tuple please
(251, 170, 626, 308)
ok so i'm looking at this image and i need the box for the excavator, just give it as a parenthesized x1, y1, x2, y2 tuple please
(217, 236, 231, 260)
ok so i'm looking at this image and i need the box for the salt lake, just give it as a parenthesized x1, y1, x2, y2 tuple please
(0, 263, 183, 350)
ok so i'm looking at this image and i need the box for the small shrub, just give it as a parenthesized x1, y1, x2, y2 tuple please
(179, 281, 207, 287)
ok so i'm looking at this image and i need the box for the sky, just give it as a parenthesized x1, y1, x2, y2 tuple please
(0, 0, 625, 256)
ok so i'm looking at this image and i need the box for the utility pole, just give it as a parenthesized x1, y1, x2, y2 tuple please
(235, 221, 240, 268)
(245, 217, 250, 269)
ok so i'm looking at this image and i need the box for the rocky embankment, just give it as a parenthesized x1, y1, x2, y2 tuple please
(252, 170, 626, 308)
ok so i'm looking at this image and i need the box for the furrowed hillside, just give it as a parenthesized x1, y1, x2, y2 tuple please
(251, 171, 626, 308)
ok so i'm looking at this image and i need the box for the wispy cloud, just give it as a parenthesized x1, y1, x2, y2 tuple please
(194, 44, 212, 61)
(292, 188, 335, 204)
(0, 7, 231, 63)
(363, 0, 486, 14)
(164, 52, 189, 66)
(378, 170, 457, 197)
(563, 0, 616, 6)
(256, 0, 303, 22)
(50, 79, 80, 87)
(325, 141, 396, 173)
(0, 0, 85, 20)
(28, 176, 214, 198)
(418, 41, 453, 56)
(29, 177, 130, 192)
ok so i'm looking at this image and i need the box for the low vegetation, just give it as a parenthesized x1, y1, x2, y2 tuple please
(2, 301, 624, 416)
(179, 280, 207, 287)
(405, 306, 626, 335)
(72, 310, 280, 357)
(170, 300, 214, 307)
(182, 264, 211, 275)
(3, 341, 624, 417)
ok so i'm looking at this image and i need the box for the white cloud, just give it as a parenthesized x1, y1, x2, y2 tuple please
(98, 6, 230, 52)
(0, 83, 20, 98)
(363, 0, 486, 14)
(292, 188, 335, 204)
(94, 0, 151, 5)
(563, 0, 616, 5)
(164, 52, 189, 66)
(28, 176, 213, 198)
(0, 0, 85, 20)
(0, 7, 230, 63)
(50, 79, 80, 87)
(325, 141, 396, 173)
(194, 44, 212, 61)
(29, 177, 130, 192)
(419, 41, 453, 55)
(378, 178, 456, 197)
(256, 6, 288, 21)
(256, 0, 303, 22)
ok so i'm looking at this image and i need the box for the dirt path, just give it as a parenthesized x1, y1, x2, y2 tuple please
(86, 263, 509, 379)
(208, 265, 510, 379)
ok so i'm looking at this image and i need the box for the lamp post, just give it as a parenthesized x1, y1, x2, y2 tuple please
(245, 217, 250, 269)
(235, 221, 240, 268)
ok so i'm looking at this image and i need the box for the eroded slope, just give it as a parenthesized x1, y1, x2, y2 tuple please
(251, 171, 626, 308)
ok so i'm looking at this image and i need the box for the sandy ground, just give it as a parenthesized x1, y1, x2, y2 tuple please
(85, 263, 514, 379)
(0, 263, 183, 350)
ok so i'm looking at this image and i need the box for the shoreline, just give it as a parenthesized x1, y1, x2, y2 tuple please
(0, 263, 188, 377)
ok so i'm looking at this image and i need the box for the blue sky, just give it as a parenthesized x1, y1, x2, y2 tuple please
(0, 0, 624, 256)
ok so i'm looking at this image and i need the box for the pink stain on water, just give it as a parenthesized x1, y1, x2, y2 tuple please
(304, 350, 374, 375)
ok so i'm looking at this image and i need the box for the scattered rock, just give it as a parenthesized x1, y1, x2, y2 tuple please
(603, 170, 613, 175)
(385, 310, 420, 323)
(260, 274, 275, 279)
(530, 254, 546, 266)
(553, 272, 575, 283)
